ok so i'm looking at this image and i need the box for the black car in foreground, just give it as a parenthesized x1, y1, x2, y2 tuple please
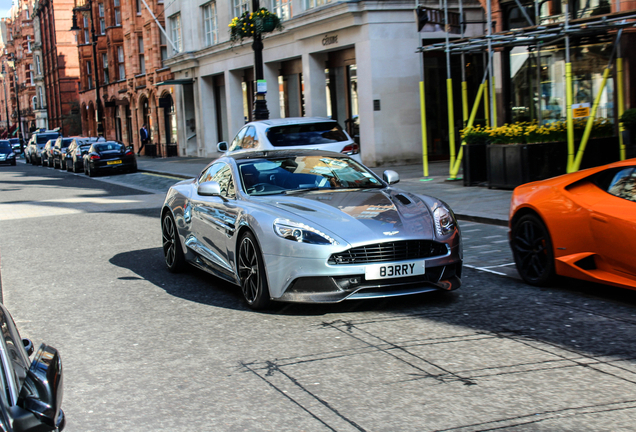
(83, 141, 137, 177)
(0, 302, 65, 432)
(0, 140, 17, 166)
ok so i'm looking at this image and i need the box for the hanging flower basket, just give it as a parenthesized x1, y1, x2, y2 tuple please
(229, 8, 283, 45)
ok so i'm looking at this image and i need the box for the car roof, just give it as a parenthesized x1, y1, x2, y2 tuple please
(247, 117, 338, 127)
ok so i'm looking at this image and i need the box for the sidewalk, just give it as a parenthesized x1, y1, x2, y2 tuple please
(136, 156, 513, 226)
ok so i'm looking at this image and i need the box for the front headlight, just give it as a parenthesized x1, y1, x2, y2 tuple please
(273, 219, 338, 245)
(433, 204, 455, 236)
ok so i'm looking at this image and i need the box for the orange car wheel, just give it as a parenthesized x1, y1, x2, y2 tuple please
(511, 214, 555, 286)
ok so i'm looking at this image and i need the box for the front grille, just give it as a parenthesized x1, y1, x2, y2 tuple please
(328, 240, 448, 265)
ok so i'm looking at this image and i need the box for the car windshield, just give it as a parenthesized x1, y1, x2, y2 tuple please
(266, 122, 349, 147)
(94, 143, 124, 152)
(238, 155, 382, 196)
(36, 133, 60, 145)
(61, 139, 73, 147)
(0, 142, 11, 151)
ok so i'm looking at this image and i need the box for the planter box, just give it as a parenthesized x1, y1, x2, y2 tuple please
(462, 143, 488, 186)
(487, 137, 621, 190)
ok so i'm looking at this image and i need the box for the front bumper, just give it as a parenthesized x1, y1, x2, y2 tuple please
(264, 251, 462, 303)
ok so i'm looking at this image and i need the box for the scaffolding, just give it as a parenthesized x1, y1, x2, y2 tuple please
(417, 6, 636, 179)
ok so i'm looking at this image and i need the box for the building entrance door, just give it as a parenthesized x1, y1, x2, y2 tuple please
(326, 48, 358, 142)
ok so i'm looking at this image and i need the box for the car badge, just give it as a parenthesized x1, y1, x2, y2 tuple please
(383, 231, 399, 236)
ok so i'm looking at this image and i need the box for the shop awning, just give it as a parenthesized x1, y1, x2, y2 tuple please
(155, 79, 194, 86)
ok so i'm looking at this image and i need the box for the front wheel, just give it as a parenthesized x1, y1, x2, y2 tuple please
(162, 213, 185, 273)
(511, 214, 555, 286)
(238, 232, 271, 310)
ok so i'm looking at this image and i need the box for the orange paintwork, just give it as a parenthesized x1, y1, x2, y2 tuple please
(509, 158, 636, 290)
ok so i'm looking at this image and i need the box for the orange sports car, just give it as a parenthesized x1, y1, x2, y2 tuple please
(509, 158, 636, 289)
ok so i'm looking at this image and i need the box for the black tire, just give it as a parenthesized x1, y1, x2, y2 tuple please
(162, 213, 186, 273)
(10, 160, 16, 166)
(66, 160, 72, 172)
(511, 213, 555, 286)
(238, 232, 271, 310)
(88, 164, 95, 177)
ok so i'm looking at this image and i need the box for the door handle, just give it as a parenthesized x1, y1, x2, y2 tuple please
(591, 213, 608, 223)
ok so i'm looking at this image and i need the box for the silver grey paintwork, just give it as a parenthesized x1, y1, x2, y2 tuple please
(161, 150, 462, 303)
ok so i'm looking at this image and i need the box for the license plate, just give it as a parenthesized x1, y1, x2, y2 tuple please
(107, 160, 122, 165)
(365, 261, 425, 280)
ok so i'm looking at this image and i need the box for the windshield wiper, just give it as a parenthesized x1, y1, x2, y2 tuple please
(284, 187, 322, 195)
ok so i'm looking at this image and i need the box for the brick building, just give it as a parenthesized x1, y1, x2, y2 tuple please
(1, 0, 38, 143)
(34, 0, 82, 136)
(73, 0, 178, 156)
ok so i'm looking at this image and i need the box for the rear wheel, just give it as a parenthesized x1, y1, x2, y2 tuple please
(238, 232, 271, 310)
(511, 214, 555, 286)
(162, 213, 185, 273)
(87, 164, 96, 177)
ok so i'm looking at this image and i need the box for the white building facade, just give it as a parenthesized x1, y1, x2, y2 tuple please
(163, 0, 482, 166)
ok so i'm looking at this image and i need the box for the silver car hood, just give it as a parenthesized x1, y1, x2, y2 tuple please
(258, 189, 436, 243)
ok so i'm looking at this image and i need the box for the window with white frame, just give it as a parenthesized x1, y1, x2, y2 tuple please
(35, 55, 41, 75)
(37, 86, 44, 108)
(136, 0, 141, 14)
(32, 96, 37, 110)
(114, 0, 121, 26)
(87, 61, 93, 89)
(117, 46, 125, 80)
(28, 64, 33, 85)
(83, 16, 90, 44)
(203, 2, 217, 47)
(170, 14, 182, 53)
(25, 10, 29, 20)
(233, 0, 250, 18)
(102, 53, 109, 84)
(27, 36, 32, 53)
(305, 0, 331, 10)
(138, 36, 145, 74)
(99, 3, 105, 34)
(271, 0, 291, 20)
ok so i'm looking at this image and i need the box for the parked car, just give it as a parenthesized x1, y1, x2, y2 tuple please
(161, 149, 462, 309)
(51, 137, 76, 169)
(83, 141, 137, 177)
(0, 140, 17, 166)
(25, 130, 61, 165)
(0, 302, 65, 432)
(509, 158, 636, 290)
(65, 137, 104, 173)
(41, 140, 57, 167)
(8, 138, 21, 156)
(217, 117, 362, 163)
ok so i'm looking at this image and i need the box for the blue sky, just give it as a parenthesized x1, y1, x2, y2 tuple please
(0, 0, 13, 19)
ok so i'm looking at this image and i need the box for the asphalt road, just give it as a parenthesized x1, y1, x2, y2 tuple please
(1, 163, 636, 431)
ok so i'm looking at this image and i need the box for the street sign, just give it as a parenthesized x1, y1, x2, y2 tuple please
(572, 103, 590, 118)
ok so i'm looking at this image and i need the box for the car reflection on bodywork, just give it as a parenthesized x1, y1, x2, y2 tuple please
(161, 149, 462, 310)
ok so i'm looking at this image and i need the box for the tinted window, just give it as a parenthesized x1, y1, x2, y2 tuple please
(0, 142, 11, 151)
(94, 143, 124, 152)
(266, 122, 349, 147)
(36, 133, 60, 144)
(198, 162, 225, 184)
(607, 167, 636, 203)
(61, 138, 73, 147)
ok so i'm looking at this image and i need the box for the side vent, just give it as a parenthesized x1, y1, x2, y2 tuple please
(574, 255, 597, 271)
(395, 194, 412, 205)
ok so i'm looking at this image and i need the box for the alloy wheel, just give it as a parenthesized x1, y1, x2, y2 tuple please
(512, 214, 554, 285)
(238, 236, 260, 304)
(162, 215, 177, 268)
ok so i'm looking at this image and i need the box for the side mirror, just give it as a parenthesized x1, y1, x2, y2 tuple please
(217, 142, 228, 152)
(197, 181, 221, 197)
(383, 170, 400, 185)
(12, 344, 65, 432)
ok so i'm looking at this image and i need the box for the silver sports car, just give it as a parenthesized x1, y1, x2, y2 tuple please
(161, 150, 462, 309)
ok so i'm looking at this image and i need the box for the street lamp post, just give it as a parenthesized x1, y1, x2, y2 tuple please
(71, 0, 103, 136)
(251, 0, 269, 120)
(8, 55, 24, 152)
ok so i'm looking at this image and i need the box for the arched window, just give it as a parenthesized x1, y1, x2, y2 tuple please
(32, 96, 38, 110)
